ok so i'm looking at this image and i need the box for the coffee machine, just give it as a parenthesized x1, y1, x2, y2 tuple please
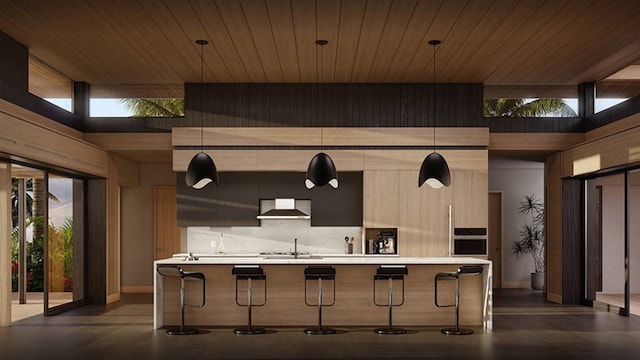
(365, 228, 398, 254)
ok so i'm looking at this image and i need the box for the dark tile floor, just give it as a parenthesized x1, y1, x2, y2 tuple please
(3, 289, 640, 359)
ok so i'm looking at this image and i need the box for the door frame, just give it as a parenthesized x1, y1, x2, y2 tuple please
(489, 191, 503, 289)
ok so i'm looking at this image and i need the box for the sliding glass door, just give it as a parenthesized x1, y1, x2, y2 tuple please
(45, 173, 84, 314)
(10, 165, 45, 308)
(628, 169, 640, 315)
(585, 168, 640, 316)
(9, 164, 85, 318)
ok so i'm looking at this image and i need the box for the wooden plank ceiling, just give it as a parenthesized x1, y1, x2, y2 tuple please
(1, 0, 640, 98)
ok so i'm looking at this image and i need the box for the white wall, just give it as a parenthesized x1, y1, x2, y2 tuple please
(630, 176, 640, 295)
(121, 163, 175, 288)
(489, 157, 544, 288)
(600, 184, 625, 293)
(599, 182, 640, 294)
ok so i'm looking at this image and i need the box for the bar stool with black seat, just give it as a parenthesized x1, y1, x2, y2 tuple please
(434, 265, 484, 335)
(303, 265, 336, 334)
(373, 265, 408, 334)
(232, 265, 267, 334)
(156, 265, 206, 335)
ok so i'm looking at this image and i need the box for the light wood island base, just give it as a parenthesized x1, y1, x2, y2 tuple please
(154, 257, 491, 330)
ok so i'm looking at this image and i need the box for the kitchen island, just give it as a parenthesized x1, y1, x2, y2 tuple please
(154, 255, 492, 330)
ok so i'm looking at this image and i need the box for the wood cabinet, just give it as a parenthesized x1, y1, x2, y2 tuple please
(153, 186, 181, 260)
(453, 170, 488, 228)
(364, 169, 486, 257)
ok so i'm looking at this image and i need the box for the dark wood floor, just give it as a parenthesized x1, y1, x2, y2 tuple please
(3, 289, 640, 359)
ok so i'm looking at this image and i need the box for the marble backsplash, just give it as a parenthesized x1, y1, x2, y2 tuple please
(185, 220, 362, 255)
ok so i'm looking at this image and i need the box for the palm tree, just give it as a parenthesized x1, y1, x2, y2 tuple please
(484, 98, 577, 117)
(120, 98, 184, 117)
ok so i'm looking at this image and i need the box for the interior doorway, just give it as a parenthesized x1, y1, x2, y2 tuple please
(488, 191, 503, 288)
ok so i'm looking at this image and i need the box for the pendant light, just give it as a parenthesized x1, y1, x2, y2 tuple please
(305, 39, 338, 189)
(185, 39, 218, 189)
(419, 39, 451, 189)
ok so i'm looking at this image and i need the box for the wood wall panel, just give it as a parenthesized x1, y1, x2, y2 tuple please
(154, 186, 180, 260)
(173, 127, 321, 146)
(561, 124, 640, 177)
(0, 163, 11, 326)
(173, 149, 488, 173)
(85, 133, 172, 151)
(172, 127, 490, 147)
(490, 133, 585, 151)
(0, 99, 107, 177)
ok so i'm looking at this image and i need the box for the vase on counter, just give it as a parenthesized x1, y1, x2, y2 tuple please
(217, 233, 226, 254)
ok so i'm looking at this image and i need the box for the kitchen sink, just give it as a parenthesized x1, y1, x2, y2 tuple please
(262, 254, 324, 260)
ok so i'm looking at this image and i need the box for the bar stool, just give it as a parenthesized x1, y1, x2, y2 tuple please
(373, 265, 408, 334)
(156, 265, 206, 335)
(232, 265, 267, 334)
(434, 265, 484, 335)
(303, 265, 336, 334)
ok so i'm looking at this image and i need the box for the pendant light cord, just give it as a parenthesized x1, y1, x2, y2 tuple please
(432, 41, 437, 153)
(196, 39, 209, 152)
(200, 41, 205, 151)
(316, 40, 328, 151)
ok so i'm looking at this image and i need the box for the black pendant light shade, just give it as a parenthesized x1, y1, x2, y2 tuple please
(305, 152, 338, 189)
(305, 39, 338, 190)
(186, 151, 218, 189)
(185, 39, 218, 189)
(419, 39, 451, 189)
(418, 152, 450, 189)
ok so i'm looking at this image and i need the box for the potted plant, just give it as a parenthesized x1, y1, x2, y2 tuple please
(512, 194, 545, 290)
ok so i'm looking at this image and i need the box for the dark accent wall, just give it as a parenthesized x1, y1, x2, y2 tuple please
(177, 171, 362, 227)
(562, 178, 585, 304)
(0, 31, 81, 130)
(585, 93, 640, 131)
(74, 81, 90, 120)
(184, 83, 484, 128)
(85, 179, 106, 304)
(0, 30, 28, 90)
(578, 82, 595, 119)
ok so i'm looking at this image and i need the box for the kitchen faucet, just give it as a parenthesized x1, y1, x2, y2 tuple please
(294, 238, 298, 259)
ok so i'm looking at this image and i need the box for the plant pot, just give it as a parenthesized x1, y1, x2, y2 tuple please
(531, 271, 544, 290)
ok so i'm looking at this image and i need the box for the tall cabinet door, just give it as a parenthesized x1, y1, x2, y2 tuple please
(154, 186, 180, 260)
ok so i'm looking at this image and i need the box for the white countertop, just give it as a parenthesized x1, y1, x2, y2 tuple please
(155, 253, 490, 265)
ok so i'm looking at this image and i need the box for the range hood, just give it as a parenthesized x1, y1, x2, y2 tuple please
(257, 198, 310, 220)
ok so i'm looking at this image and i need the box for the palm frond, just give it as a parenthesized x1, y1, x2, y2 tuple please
(121, 98, 184, 117)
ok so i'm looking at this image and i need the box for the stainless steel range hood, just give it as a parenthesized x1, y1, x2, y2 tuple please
(257, 198, 310, 220)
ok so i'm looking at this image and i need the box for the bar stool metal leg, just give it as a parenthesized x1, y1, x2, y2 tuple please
(305, 277, 335, 334)
(441, 276, 473, 335)
(166, 277, 199, 335)
(235, 277, 266, 335)
(157, 265, 206, 336)
(375, 277, 406, 334)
